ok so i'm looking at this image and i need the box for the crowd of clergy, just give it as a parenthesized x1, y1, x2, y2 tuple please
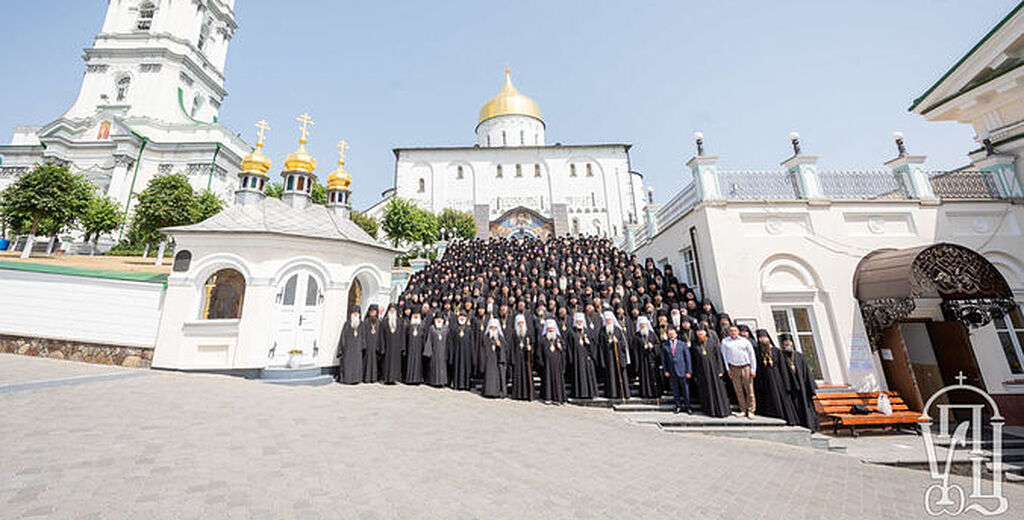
(335, 236, 819, 431)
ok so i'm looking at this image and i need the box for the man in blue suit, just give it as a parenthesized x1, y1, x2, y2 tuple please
(661, 327, 693, 414)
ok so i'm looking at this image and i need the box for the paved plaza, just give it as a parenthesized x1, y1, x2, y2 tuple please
(0, 354, 1020, 519)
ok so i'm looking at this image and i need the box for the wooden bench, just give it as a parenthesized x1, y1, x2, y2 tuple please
(813, 391, 930, 437)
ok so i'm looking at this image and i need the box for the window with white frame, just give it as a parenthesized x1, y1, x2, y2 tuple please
(679, 247, 697, 288)
(137, 2, 155, 31)
(994, 303, 1024, 374)
(772, 307, 824, 380)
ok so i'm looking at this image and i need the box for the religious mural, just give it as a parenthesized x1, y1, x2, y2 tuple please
(489, 206, 553, 239)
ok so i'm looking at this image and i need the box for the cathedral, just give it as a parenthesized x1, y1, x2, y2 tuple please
(366, 69, 647, 241)
(0, 0, 249, 243)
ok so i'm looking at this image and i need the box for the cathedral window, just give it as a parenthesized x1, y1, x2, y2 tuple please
(496, 165, 503, 178)
(286, 175, 295, 190)
(418, 178, 425, 193)
(534, 164, 541, 177)
(457, 166, 464, 179)
(115, 76, 131, 102)
(201, 269, 245, 320)
(586, 164, 593, 177)
(487, 135, 491, 146)
(520, 130, 525, 145)
(515, 164, 522, 177)
(137, 2, 156, 31)
(570, 164, 576, 177)
(297, 176, 305, 192)
(572, 218, 579, 235)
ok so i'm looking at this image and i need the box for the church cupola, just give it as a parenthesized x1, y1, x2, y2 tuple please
(280, 113, 318, 209)
(235, 120, 272, 205)
(476, 69, 546, 147)
(326, 140, 353, 218)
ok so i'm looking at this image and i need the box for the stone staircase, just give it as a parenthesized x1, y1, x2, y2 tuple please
(258, 364, 334, 386)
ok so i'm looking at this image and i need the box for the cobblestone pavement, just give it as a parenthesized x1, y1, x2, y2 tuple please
(1, 354, 1020, 519)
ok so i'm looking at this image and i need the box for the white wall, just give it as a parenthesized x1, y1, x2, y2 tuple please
(0, 269, 165, 347)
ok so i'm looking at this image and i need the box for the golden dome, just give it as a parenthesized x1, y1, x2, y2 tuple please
(241, 120, 272, 176)
(478, 68, 542, 124)
(327, 141, 352, 190)
(283, 113, 317, 174)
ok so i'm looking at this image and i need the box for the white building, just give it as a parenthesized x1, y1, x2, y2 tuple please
(153, 121, 397, 375)
(367, 70, 647, 240)
(0, 0, 249, 240)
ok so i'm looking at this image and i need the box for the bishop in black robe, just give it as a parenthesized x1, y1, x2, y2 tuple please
(632, 316, 661, 399)
(780, 333, 819, 431)
(448, 316, 475, 391)
(404, 313, 426, 384)
(424, 317, 449, 387)
(336, 309, 363, 384)
(380, 308, 406, 384)
(567, 313, 599, 399)
(598, 311, 631, 400)
(360, 305, 382, 383)
(754, 329, 799, 424)
(509, 315, 535, 401)
(691, 328, 731, 417)
(538, 319, 566, 403)
(479, 319, 506, 398)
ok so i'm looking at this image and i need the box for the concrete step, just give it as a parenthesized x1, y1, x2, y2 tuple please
(663, 424, 815, 448)
(260, 374, 334, 387)
(623, 411, 788, 428)
(568, 397, 663, 408)
(811, 433, 846, 453)
(612, 403, 677, 413)
(260, 364, 322, 380)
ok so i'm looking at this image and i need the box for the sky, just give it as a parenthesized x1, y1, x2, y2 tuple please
(0, 0, 1019, 209)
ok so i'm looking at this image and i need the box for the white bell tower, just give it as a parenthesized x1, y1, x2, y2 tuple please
(63, 0, 237, 124)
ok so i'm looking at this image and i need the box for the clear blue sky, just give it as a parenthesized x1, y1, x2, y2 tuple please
(0, 1, 1018, 208)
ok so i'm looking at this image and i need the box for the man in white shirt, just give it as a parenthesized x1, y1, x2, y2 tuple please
(720, 325, 757, 417)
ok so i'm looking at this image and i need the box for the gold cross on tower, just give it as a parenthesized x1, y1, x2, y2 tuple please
(296, 113, 315, 143)
(337, 140, 349, 163)
(254, 120, 270, 147)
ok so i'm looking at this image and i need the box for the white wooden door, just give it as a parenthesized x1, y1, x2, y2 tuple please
(273, 271, 323, 365)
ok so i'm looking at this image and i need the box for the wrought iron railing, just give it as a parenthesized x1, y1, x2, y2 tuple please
(929, 170, 1001, 199)
(718, 170, 798, 200)
(819, 170, 908, 200)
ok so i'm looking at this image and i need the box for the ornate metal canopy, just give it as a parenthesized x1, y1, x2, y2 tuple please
(853, 243, 1015, 348)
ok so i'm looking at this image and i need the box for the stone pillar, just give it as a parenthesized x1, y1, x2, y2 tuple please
(973, 154, 1023, 199)
(644, 187, 661, 240)
(550, 203, 569, 237)
(885, 154, 935, 201)
(781, 132, 824, 201)
(473, 204, 490, 240)
(623, 226, 636, 252)
(688, 155, 722, 202)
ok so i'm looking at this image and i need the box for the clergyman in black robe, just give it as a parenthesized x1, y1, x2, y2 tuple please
(754, 329, 799, 424)
(598, 311, 631, 400)
(509, 314, 535, 401)
(336, 307, 363, 384)
(691, 328, 731, 417)
(780, 333, 819, 431)
(538, 319, 566, 403)
(448, 314, 474, 391)
(632, 316, 661, 399)
(360, 304, 382, 383)
(567, 312, 599, 399)
(404, 311, 426, 384)
(424, 316, 449, 387)
(480, 318, 506, 398)
(380, 306, 405, 384)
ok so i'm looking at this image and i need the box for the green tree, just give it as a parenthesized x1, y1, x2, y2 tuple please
(80, 195, 125, 252)
(437, 208, 477, 240)
(265, 182, 284, 198)
(381, 197, 417, 247)
(0, 163, 93, 257)
(195, 189, 226, 221)
(311, 182, 327, 205)
(350, 210, 379, 239)
(130, 173, 198, 247)
(410, 206, 438, 245)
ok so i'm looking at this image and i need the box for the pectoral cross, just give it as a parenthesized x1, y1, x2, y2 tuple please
(254, 120, 270, 146)
(296, 113, 315, 142)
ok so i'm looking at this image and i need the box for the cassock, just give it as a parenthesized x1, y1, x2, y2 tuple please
(632, 329, 661, 399)
(538, 327, 566, 403)
(479, 324, 506, 398)
(509, 329, 535, 401)
(783, 347, 819, 431)
(380, 316, 406, 384)
(567, 326, 599, 399)
(423, 324, 449, 387)
(360, 318, 382, 383)
(336, 318, 363, 384)
(448, 321, 475, 390)
(598, 324, 631, 400)
(754, 333, 799, 424)
(690, 333, 731, 417)
(404, 320, 426, 384)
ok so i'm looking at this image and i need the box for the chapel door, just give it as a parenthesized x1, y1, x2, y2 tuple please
(877, 324, 926, 413)
(926, 321, 987, 415)
(273, 271, 323, 365)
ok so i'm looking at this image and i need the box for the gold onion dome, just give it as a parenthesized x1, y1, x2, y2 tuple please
(284, 113, 317, 174)
(478, 68, 542, 124)
(242, 120, 272, 176)
(328, 140, 352, 190)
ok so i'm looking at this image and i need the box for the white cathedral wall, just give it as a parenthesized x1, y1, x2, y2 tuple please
(475, 115, 545, 147)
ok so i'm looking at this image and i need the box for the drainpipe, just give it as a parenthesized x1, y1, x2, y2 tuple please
(118, 134, 149, 242)
(206, 142, 222, 192)
(689, 225, 705, 300)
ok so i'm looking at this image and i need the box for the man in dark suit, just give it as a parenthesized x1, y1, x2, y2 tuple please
(661, 327, 693, 414)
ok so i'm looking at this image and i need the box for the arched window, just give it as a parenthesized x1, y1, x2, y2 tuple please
(586, 164, 593, 177)
(515, 164, 522, 177)
(570, 164, 577, 177)
(116, 76, 131, 102)
(137, 2, 155, 30)
(456, 166, 464, 179)
(496, 165, 503, 178)
(534, 164, 541, 177)
(172, 250, 192, 272)
(348, 277, 363, 311)
(418, 178, 425, 193)
(201, 269, 245, 320)
(572, 218, 579, 235)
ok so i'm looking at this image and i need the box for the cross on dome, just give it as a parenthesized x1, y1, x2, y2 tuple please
(296, 113, 315, 143)
(337, 140, 349, 163)
(254, 120, 270, 147)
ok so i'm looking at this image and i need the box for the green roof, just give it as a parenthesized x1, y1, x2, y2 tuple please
(910, 1, 1024, 113)
(0, 260, 169, 286)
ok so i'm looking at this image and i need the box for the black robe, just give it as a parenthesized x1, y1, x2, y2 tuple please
(448, 323, 474, 390)
(380, 318, 406, 384)
(690, 336, 731, 417)
(509, 331, 535, 401)
(360, 320, 382, 383)
(784, 349, 819, 431)
(405, 322, 426, 384)
(567, 328, 599, 399)
(631, 331, 661, 399)
(423, 326, 448, 387)
(479, 331, 506, 398)
(755, 345, 799, 424)
(538, 333, 566, 403)
(336, 320, 363, 384)
(598, 326, 631, 400)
